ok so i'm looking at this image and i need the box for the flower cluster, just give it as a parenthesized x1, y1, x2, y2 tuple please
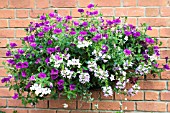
(1, 4, 169, 105)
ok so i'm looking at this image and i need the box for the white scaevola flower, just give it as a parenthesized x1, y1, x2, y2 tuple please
(63, 103, 68, 108)
(102, 86, 113, 97)
(124, 36, 128, 41)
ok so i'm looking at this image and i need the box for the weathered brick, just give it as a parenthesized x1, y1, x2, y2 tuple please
(29, 110, 56, 113)
(140, 81, 166, 90)
(161, 7, 170, 16)
(78, 101, 91, 110)
(0, 39, 8, 47)
(9, 0, 34, 8)
(30, 9, 53, 18)
(0, 10, 15, 19)
(116, 8, 144, 17)
(123, 0, 136, 6)
(16, 29, 27, 38)
(160, 28, 170, 38)
(137, 102, 166, 112)
(16, 10, 29, 18)
(36, 0, 49, 8)
(0, 98, 7, 107)
(70, 111, 98, 113)
(94, 0, 121, 6)
(100, 8, 114, 17)
(145, 92, 159, 100)
(35, 100, 48, 108)
(0, 0, 8, 8)
(122, 102, 135, 111)
(78, 0, 91, 7)
(168, 82, 170, 90)
(58, 9, 70, 17)
(161, 71, 170, 79)
(0, 49, 8, 58)
(146, 8, 159, 17)
(9, 39, 22, 47)
(115, 92, 144, 100)
(51, 0, 77, 8)
(146, 28, 159, 37)
(92, 101, 120, 110)
(0, 108, 28, 113)
(168, 103, 170, 112)
(138, 0, 167, 6)
(161, 92, 170, 100)
(0, 29, 15, 38)
(0, 20, 8, 28)
(8, 99, 33, 107)
(160, 50, 170, 58)
(0, 88, 14, 96)
(9, 19, 33, 28)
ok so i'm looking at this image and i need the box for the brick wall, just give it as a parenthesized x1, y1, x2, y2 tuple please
(0, 0, 170, 113)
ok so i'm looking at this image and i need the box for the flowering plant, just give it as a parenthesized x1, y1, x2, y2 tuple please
(2, 4, 170, 105)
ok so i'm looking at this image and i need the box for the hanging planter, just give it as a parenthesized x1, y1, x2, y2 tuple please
(1, 4, 170, 105)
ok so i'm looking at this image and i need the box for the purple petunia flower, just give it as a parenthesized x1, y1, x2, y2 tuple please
(14, 54, 20, 59)
(1, 76, 11, 83)
(18, 49, 24, 54)
(103, 34, 108, 39)
(47, 40, 53, 45)
(89, 27, 96, 32)
(92, 34, 102, 42)
(22, 62, 29, 68)
(6, 51, 11, 56)
(69, 84, 76, 90)
(80, 31, 87, 36)
(154, 63, 159, 68)
(49, 12, 55, 18)
(147, 26, 152, 30)
(145, 38, 154, 44)
(133, 32, 140, 37)
(55, 55, 62, 60)
(50, 69, 59, 80)
(102, 45, 108, 54)
(124, 31, 131, 36)
(16, 62, 23, 69)
(43, 26, 50, 32)
(124, 49, 131, 56)
(65, 15, 72, 20)
(29, 75, 35, 81)
(78, 36, 84, 41)
(86, 11, 94, 16)
(38, 72, 46, 78)
(58, 85, 64, 90)
(82, 22, 88, 27)
(7, 59, 15, 65)
(12, 93, 18, 99)
(93, 10, 98, 15)
(40, 15, 46, 20)
(106, 20, 113, 25)
(163, 64, 170, 70)
(30, 43, 37, 48)
(35, 58, 41, 64)
(45, 57, 50, 64)
(78, 9, 84, 13)
(87, 4, 94, 9)
(38, 32, 44, 37)
(25, 82, 31, 89)
(113, 18, 121, 24)
(73, 21, 79, 26)
(57, 79, 64, 86)
(21, 71, 27, 77)
(56, 46, 61, 52)
(28, 35, 35, 42)
(10, 43, 17, 48)
(53, 28, 62, 34)
(47, 48, 55, 54)
(70, 31, 76, 35)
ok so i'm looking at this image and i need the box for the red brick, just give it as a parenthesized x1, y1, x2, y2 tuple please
(78, 0, 91, 7)
(0, 88, 14, 96)
(116, 8, 144, 17)
(0, 0, 8, 8)
(138, 18, 170, 27)
(9, 0, 34, 8)
(30, 9, 53, 18)
(29, 110, 56, 113)
(168, 82, 170, 90)
(35, 100, 48, 108)
(146, 74, 160, 80)
(161, 7, 170, 16)
(16, 10, 29, 18)
(0, 68, 7, 76)
(138, 0, 167, 6)
(58, 9, 70, 17)
(92, 101, 120, 110)
(146, 28, 159, 37)
(123, 0, 136, 6)
(0, 20, 8, 28)
(8, 99, 33, 107)
(161, 71, 170, 79)
(0, 29, 15, 38)
(158, 38, 169, 48)
(0, 49, 8, 58)
(0, 108, 28, 113)
(94, 0, 120, 6)
(146, 8, 159, 17)
(161, 92, 170, 100)
(137, 102, 166, 111)
(126, 18, 137, 26)
(49, 99, 76, 109)
(91, 90, 100, 100)
(100, 8, 114, 17)
(168, 103, 170, 112)
(51, 0, 77, 8)
(100, 91, 114, 100)
(78, 101, 91, 110)
(145, 92, 159, 100)
(0, 98, 7, 106)
(36, 0, 49, 8)
(157, 59, 166, 68)
(72, 8, 88, 17)
(115, 91, 144, 100)
(160, 28, 170, 38)
(140, 81, 166, 90)
(10, 19, 33, 28)
(122, 102, 135, 111)
(0, 39, 8, 47)
(160, 50, 170, 58)
(16, 29, 27, 38)
(0, 10, 14, 19)
(57, 110, 70, 113)
(70, 111, 98, 113)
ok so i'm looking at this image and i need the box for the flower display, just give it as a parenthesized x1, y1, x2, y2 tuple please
(2, 4, 169, 105)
